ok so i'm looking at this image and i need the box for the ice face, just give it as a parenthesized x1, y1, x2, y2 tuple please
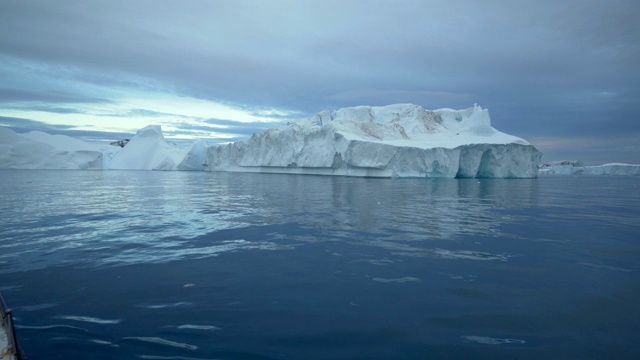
(205, 104, 541, 178)
(108, 125, 186, 171)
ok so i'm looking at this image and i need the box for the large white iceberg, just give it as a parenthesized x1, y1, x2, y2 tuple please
(0, 125, 185, 171)
(206, 104, 541, 178)
(0, 127, 107, 169)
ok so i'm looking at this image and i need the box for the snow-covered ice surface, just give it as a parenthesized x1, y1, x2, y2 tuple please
(0, 125, 184, 171)
(1, 104, 542, 178)
(0, 127, 108, 170)
(206, 104, 541, 178)
(108, 125, 186, 171)
(540, 162, 640, 176)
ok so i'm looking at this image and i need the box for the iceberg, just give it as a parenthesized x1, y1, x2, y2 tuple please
(108, 125, 185, 171)
(540, 161, 640, 176)
(0, 125, 185, 171)
(176, 139, 207, 171)
(0, 127, 106, 169)
(0, 104, 542, 178)
(206, 104, 541, 178)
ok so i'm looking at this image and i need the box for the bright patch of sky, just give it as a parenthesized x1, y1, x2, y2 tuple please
(0, 56, 294, 140)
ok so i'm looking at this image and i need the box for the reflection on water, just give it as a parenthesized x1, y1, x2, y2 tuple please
(0, 170, 542, 271)
(1, 170, 639, 359)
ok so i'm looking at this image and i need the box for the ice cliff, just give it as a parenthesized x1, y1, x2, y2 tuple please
(206, 104, 541, 178)
(0, 104, 543, 178)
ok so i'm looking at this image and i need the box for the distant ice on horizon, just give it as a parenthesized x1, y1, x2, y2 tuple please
(540, 161, 640, 176)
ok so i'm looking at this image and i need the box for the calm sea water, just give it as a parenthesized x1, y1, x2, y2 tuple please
(0, 170, 639, 359)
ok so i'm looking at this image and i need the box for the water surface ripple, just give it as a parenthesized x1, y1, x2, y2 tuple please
(0, 170, 639, 359)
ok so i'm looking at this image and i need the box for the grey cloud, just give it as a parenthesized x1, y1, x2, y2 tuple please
(0, 116, 75, 132)
(7, 105, 85, 114)
(203, 118, 287, 136)
(1, 0, 639, 162)
(0, 88, 111, 104)
(0, 115, 131, 141)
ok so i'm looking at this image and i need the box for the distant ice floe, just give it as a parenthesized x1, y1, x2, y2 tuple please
(122, 337, 198, 350)
(539, 161, 640, 176)
(462, 335, 526, 345)
(55, 315, 122, 324)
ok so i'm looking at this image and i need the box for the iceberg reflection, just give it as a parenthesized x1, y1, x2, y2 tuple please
(0, 170, 540, 271)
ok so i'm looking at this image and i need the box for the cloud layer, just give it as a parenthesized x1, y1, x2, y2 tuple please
(1, 0, 639, 163)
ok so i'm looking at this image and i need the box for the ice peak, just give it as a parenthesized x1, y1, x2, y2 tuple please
(136, 125, 165, 139)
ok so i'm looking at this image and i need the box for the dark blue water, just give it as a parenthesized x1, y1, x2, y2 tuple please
(1, 170, 639, 359)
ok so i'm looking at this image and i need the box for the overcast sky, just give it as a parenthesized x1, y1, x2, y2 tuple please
(1, 0, 638, 163)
